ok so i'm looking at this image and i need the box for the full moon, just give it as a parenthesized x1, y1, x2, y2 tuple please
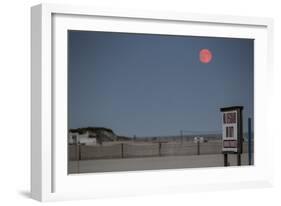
(199, 49, 212, 64)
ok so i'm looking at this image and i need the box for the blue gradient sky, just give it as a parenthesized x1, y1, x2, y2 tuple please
(68, 31, 254, 137)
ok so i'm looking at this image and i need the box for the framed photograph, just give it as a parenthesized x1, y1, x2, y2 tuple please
(31, 3, 274, 201)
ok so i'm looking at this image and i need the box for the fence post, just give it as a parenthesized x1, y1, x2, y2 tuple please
(237, 153, 241, 166)
(197, 141, 200, 155)
(158, 142, 162, 156)
(248, 118, 252, 165)
(76, 143, 80, 173)
(121, 143, 124, 158)
(224, 153, 228, 166)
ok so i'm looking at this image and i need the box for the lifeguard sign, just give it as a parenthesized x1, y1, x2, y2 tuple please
(220, 106, 243, 154)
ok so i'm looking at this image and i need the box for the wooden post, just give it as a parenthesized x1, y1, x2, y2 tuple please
(237, 153, 241, 166)
(248, 118, 252, 165)
(76, 143, 80, 173)
(224, 153, 228, 166)
(197, 141, 200, 155)
(121, 143, 124, 158)
(159, 142, 162, 156)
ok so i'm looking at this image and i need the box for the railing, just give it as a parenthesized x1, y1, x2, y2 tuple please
(68, 141, 252, 161)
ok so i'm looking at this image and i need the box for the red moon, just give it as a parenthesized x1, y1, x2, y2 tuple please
(199, 49, 212, 64)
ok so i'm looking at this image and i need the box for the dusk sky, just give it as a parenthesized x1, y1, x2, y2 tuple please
(68, 31, 254, 137)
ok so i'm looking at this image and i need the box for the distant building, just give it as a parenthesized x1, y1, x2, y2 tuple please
(68, 127, 117, 145)
(69, 131, 97, 145)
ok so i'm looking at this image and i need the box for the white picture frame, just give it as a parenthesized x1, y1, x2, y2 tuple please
(31, 3, 274, 202)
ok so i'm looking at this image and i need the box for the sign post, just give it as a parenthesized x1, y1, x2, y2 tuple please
(220, 106, 243, 166)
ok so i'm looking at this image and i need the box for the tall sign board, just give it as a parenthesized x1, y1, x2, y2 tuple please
(220, 106, 243, 154)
